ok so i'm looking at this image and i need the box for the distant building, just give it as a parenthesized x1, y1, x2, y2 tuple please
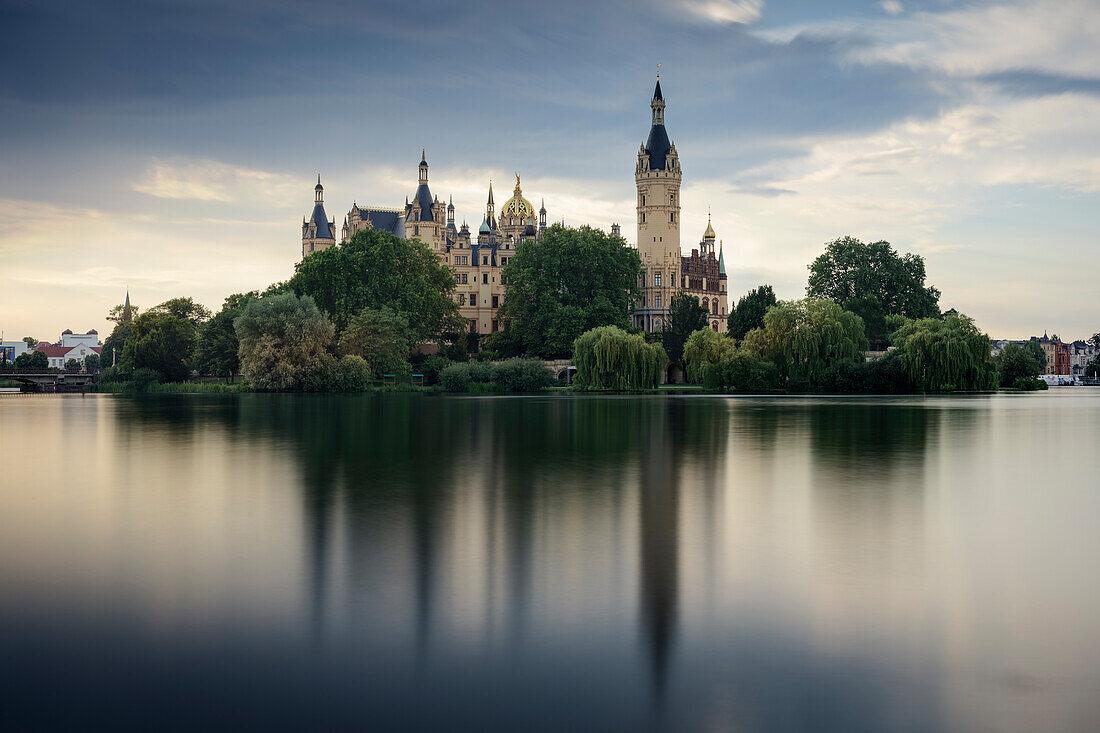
(1, 340, 29, 363)
(301, 176, 337, 258)
(34, 329, 102, 368)
(1033, 333, 1071, 376)
(1069, 340, 1095, 376)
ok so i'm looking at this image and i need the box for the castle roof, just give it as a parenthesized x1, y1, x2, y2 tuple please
(356, 208, 405, 238)
(718, 242, 726, 275)
(309, 203, 334, 239)
(412, 182, 435, 221)
(653, 78, 663, 101)
(645, 124, 672, 171)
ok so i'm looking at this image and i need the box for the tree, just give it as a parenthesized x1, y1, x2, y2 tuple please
(683, 328, 737, 383)
(993, 341, 1045, 388)
(662, 292, 708, 370)
(807, 236, 941, 321)
(339, 307, 413, 377)
(101, 321, 132, 368)
(15, 350, 48, 369)
(1087, 357, 1100, 378)
(891, 312, 996, 391)
(727, 285, 777, 341)
(501, 224, 641, 358)
(84, 353, 101, 371)
(195, 292, 257, 380)
(234, 293, 336, 391)
(1089, 333, 1100, 350)
(22, 336, 36, 347)
(740, 298, 868, 387)
(288, 227, 462, 343)
(121, 310, 199, 382)
(572, 326, 666, 390)
(147, 297, 211, 325)
(65, 358, 82, 371)
(107, 301, 138, 324)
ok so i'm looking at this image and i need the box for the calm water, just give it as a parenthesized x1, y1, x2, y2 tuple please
(2, 391, 1099, 732)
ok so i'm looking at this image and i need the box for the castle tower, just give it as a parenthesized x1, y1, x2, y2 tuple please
(635, 73, 682, 331)
(701, 211, 716, 257)
(404, 151, 447, 251)
(302, 175, 336, 258)
(539, 199, 547, 232)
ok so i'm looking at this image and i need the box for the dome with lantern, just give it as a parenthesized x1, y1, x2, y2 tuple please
(500, 173, 536, 225)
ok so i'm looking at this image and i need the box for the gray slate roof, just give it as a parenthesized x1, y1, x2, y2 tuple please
(309, 203, 334, 239)
(359, 208, 404, 237)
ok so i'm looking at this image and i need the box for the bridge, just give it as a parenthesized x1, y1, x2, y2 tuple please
(1, 369, 98, 392)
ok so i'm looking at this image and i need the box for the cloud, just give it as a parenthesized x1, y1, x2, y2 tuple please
(879, 1, 903, 16)
(133, 159, 300, 204)
(680, 0, 764, 25)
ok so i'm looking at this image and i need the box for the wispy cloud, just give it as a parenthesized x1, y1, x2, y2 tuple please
(133, 159, 300, 204)
(680, 0, 764, 25)
(879, 1, 903, 16)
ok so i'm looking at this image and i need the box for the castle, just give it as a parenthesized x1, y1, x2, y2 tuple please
(301, 75, 727, 335)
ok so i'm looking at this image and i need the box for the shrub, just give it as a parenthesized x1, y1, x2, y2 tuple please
(820, 352, 914, 393)
(335, 355, 373, 392)
(1013, 376, 1048, 391)
(492, 359, 554, 392)
(573, 326, 666, 390)
(699, 351, 781, 392)
(419, 355, 451, 385)
(440, 363, 472, 393)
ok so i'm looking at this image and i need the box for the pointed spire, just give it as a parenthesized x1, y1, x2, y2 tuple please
(488, 180, 494, 204)
(718, 240, 726, 276)
(420, 148, 427, 165)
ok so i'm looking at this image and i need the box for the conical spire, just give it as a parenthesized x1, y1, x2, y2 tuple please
(488, 180, 494, 205)
(718, 240, 726, 276)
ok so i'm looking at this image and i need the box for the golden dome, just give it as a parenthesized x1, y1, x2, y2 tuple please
(500, 173, 536, 224)
(703, 213, 716, 240)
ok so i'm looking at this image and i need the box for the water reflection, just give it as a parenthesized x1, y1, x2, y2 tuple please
(3, 392, 1100, 731)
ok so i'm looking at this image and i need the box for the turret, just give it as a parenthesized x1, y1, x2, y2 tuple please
(539, 198, 547, 231)
(302, 175, 336, 258)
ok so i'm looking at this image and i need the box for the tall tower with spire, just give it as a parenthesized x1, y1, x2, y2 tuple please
(635, 71, 682, 331)
(403, 151, 447, 252)
(302, 175, 336, 257)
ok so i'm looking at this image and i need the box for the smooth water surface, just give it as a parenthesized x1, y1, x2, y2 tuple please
(2, 391, 1099, 731)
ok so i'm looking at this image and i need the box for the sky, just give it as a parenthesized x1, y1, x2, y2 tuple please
(1, 0, 1097, 342)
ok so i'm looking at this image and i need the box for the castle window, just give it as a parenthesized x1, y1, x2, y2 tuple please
(414, 225, 419, 236)
(670, 213, 675, 223)
(483, 256, 489, 265)
(482, 273, 488, 284)
(655, 273, 661, 287)
(712, 300, 718, 315)
(655, 295, 662, 308)
(712, 321, 719, 332)
(470, 320, 478, 333)
(641, 194, 646, 206)
(458, 294, 466, 306)
(670, 194, 675, 205)
(470, 294, 477, 307)
(492, 295, 499, 308)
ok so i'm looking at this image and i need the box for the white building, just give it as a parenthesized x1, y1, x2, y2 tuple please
(1, 340, 29, 363)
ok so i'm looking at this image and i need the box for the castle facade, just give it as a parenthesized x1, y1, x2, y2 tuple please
(301, 76, 727, 336)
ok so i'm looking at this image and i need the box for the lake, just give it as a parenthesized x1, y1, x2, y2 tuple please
(2, 391, 1099, 731)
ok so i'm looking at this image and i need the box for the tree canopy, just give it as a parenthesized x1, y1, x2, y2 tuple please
(727, 285, 777, 341)
(121, 309, 199, 382)
(195, 292, 256, 379)
(662, 292, 708, 369)
(339, 307, 413, 377)
(993, 341, 1045, 388)
(891, 313, 996, 391)
(500, 224, 641, 358)
(807, 236, 941, 322)
(288, 227, 462, 343)
(234, 292, 335, 391)
(683, 328, 737, 383)
(573, 326, 666, 390)
(741, 298, 868, 387)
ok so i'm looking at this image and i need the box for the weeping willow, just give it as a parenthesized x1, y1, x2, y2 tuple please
(745, 298, 868, 386)
(573, 326, 667, 390)
(892, 313, 996, 391)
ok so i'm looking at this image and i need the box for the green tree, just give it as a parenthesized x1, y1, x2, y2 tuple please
(65, 358, 82, 371)
(15, 350, 48, 369)
(101, 321, 132, 368)
(1086, 357, 1099, 378)
(807, 236, 941, 321)
(195, 292, 256, 380)
(501, 224, 641, 358)
(288, 227, 462, 343)
(84, 353, 101, 371)
(22, 336, 36, 347)
(121, 310, 199, 382)
(682, 327, 737, 383)
(662, 292, 708, 371)
(572, 326, 666, 390)
(107, 301, 138, 324)
(339, 307, 413, 377)
(147, 296, 211, 325)
(891, 312, 996, 391)
(741, 298, 868, 388)
(234, 293, 336, 391)
(727, 285, 777, 341)
(993, 341, 1045, 387)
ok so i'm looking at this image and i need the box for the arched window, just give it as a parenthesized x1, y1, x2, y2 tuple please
(712, 300, 718, 315)
(711, 321, 719, 332)
(702, 297, 709, 311)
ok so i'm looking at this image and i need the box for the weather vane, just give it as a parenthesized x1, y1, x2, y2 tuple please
(657, 62, 661, 79)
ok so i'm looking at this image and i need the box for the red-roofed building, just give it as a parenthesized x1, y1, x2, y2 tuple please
(35, 344, 102, 369)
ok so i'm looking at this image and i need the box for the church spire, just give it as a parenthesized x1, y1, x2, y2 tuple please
(651, 67, 665, 125)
